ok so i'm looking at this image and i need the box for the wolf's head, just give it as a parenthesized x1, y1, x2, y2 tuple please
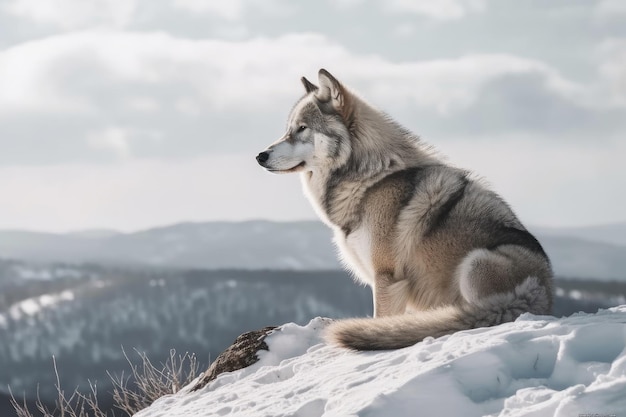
(256, 69, 353, 174)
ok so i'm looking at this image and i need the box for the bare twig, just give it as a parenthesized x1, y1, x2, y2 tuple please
(10, 349, 200, 417)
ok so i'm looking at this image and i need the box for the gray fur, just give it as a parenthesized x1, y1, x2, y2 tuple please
(257, 69, 553, 350)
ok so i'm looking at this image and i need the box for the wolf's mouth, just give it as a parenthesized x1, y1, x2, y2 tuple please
(268, 161, 306, 174)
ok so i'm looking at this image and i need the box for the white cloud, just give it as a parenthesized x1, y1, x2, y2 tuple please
(330, 0, 486, 20)
(87, 127, 132, 159)
(0, 35, 93, 113)
(384, 0, 486, 20)
(2, 30, 619, 169)
(171, 0, 294, 22)
(391, 23, 416, 38)
(0, 31, 583, 116)
(124, 96, 161, 112)
(174, 97, 202, 116)
(348, 54, 569, 114)
(0, 0, 622, 233)
(597, 38, 626, 107)
(0, 19, 623, 229)
(172, 0, 244, 20)
(86, 126, 165, 160)
(331, 0, 365, 9)
(594, 0, 626, 20)
(3, 0, 137, 29)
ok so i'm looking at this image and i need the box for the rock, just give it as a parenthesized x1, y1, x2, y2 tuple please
(191, 326, 278, 391)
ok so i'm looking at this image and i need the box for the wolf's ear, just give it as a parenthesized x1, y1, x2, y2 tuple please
(316, 69, 345, 109)
(301, 77, 318, 94)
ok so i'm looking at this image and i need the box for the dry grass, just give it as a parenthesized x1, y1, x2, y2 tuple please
(10, 349, 200, 417)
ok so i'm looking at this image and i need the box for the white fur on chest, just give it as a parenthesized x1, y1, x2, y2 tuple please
(333, 226, 375, 286)
(300, 171, 375, 285)
(300, 171, 332, 226)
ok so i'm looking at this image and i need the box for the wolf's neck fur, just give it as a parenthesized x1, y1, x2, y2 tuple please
(302, 94, 437, 231)
(348, 98, 434, 173)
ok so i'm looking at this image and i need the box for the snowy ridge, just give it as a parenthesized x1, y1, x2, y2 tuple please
(137, 307, 626, 417)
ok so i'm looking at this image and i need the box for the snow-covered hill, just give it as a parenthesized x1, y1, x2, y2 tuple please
(1, 221, 626, 280)
(136, 307, 626, 417)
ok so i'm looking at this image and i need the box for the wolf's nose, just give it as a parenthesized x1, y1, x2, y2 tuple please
(256, 152, 269, 166)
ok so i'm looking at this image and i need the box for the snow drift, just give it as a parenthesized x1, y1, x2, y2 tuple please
(136, 307, 626, 417)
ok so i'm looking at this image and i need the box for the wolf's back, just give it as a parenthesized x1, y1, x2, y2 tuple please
(325, 276, 550, 350)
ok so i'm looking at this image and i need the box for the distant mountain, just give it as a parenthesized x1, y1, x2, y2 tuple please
(66, 229, 122, 239)
(0, 221, 338, 270)
(0, 220, 625, 281)
(533, 222, 626, 247)
(539, 235, 626, 281)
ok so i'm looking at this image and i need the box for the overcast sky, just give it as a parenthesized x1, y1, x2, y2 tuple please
(0, 0, 625, 232)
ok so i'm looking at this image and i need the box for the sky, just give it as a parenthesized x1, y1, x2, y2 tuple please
(0, 0, 625, 233)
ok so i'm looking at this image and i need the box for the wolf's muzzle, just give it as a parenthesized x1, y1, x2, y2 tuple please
(256, 151, 270, 167)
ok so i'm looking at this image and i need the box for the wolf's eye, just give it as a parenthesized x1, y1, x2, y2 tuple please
(297, 125, 307, 133)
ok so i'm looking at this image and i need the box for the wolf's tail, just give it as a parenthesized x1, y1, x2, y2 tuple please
(325, 277, 551, 350)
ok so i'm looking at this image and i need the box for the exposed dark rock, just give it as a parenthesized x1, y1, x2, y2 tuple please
(191, 326, 278, 391)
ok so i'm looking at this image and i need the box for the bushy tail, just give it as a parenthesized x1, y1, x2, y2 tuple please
(325, 277, 551, 350)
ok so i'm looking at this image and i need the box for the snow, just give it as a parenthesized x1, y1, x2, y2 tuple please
(136, 308, 626, 417)
(5, 290, 74, 321)
(12, 264, 86, 281)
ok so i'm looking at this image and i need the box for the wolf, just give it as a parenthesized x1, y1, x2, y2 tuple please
(256, 69, 553, 350)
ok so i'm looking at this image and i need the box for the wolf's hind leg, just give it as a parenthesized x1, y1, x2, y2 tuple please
(373, 273, 410, 317)
(457, 246, 552, 313)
